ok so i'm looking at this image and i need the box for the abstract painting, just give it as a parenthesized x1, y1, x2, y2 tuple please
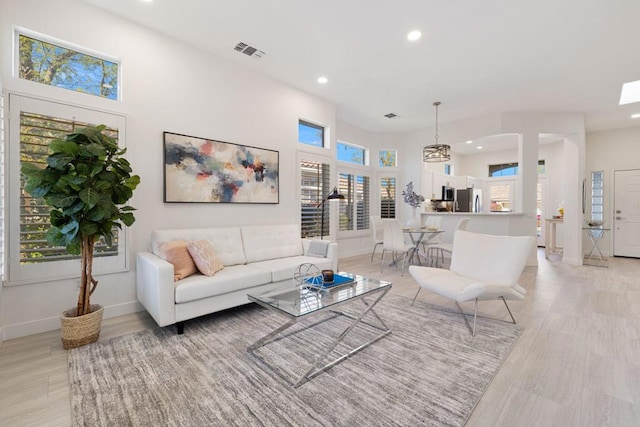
(163, 132, 279, 203)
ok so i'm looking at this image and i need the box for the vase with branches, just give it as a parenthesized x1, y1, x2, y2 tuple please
(402, 181, 424, 228)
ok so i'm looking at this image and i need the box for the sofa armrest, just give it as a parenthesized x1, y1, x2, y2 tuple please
(136, 251, 176, 327)
(302, 239, 338, 272)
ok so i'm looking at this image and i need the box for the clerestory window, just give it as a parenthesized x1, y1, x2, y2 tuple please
(17, 29, 120, 100)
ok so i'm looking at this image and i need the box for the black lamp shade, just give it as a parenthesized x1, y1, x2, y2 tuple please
(327, 187, 345, 200)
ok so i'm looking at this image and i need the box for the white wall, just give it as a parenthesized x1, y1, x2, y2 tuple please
(0, 0, 338, 338)
(586, 126, 640, 256)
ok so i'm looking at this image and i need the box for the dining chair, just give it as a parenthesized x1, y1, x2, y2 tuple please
(418, 215, 442, 260)
(409, 230, 534, 336)
(369, 215, 384, 262)
(381, 219, 415, 275)
(427, 218, 470, 267)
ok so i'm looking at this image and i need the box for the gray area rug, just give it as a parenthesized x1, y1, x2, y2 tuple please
(69, 295, 520, 426)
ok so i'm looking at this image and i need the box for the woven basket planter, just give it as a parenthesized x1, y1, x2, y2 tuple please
(60, 304, 104, 350)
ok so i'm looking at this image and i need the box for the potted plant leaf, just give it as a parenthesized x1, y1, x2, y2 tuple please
(21, 125, 140, 349)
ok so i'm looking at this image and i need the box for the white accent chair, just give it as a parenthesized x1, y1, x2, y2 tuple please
(370, 215, 384, 262)
(381, 219, 415, 275)
(409, 230, 535, 336)
(427, 218, 471, 267)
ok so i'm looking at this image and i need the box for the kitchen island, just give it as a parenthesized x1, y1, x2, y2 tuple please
(420, 212, 536, 265)
(420, 212, 538, 266)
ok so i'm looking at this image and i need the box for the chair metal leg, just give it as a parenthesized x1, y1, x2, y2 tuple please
(455, 299, 479, 337)
(411, 287, 421, 306)
(381, 250, 386, 273)
(472, 299, 478, 336)
(501, 296, 517, 324)
(370, 242, 382, 263)
(454, 297, 516, 336)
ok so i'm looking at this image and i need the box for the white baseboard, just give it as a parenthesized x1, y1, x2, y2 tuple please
(103, 301, 144, 319)
(339, 248, 370, 258)
(2, 301, 143, 341)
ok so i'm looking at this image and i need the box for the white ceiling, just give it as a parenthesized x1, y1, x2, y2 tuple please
(81, 0, 640, 136)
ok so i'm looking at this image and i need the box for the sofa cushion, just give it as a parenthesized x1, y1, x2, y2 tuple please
(187, 240, 224, 276)
(241, 224, 303, 263)
(174, 264, 271, 304)
(151, 227, 246, 266)
(250, 255, 333, 282)
(157, 240, 198, 281)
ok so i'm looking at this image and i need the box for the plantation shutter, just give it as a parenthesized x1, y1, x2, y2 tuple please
(338, 173, 353, 231)
(19, 112, 119, 264)
(300, 160, 331, 238)
(339, 173, 370, 232)
(380, 177, 396, 219)
(357, 175, 370, 230)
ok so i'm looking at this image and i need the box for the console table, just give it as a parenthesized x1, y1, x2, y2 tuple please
(583, 227, 610, 267)
(544, 218, 563, 259)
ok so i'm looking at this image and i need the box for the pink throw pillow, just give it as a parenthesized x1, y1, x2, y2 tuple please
(187, 240, 224, 276)
(157, 240, 198, 281)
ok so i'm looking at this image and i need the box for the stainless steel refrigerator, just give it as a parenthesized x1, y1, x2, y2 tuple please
(455, 188, 483, 212)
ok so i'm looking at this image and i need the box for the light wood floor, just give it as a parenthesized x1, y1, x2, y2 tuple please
(1, 249, 639, 426)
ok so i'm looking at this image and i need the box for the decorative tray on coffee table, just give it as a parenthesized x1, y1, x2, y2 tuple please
(303, 274, 355, 291)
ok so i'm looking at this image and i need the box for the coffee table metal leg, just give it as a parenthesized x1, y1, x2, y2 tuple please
(294, 287, 391, 387)
(248, 287, 392, 388)
(247, 317, 297, 351)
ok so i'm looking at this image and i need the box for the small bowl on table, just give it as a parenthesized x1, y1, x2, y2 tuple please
(587, 220, 604, 227)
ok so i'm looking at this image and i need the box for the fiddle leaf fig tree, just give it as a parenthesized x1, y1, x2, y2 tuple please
(21, 125, 140, 316)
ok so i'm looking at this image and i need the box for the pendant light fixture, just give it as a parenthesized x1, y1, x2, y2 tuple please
(423, 101, 451, 163)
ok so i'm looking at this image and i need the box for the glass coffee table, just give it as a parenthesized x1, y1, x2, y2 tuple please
(247, 272, 392, 387)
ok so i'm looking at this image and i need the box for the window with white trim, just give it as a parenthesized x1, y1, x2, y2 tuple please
(378, 150, 397, 168)
(17, 29, 120, 100)
(298, 120, 325, 148)
(337, 141, 366, 165)
(338, 171, 370, 232)
(8, 95, 128, 284)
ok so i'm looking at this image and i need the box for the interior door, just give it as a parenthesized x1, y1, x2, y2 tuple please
(614, 169, 640, 257)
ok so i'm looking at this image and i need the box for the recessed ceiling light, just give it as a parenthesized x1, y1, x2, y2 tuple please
(317, 76, 328, 84)
(466, 140, 473, 144)
(631, 113, 640, 119)
(476, 146, 483, 150)
(407, 30, 422, 41)
(620, 80, 640, 105)
(141, 0, 153, 3)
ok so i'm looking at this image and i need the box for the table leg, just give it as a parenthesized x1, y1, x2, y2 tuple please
(248, 287, 392, 388)
(545, 221, 551, 258)
(294, 286, 391, 387)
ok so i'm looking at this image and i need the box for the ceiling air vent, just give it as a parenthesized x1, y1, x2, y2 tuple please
(234, 42, 266, 59)
(384, 113, 397, 118)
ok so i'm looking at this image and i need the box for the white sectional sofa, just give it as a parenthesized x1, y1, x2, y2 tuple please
(136, 224, 338, 333)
